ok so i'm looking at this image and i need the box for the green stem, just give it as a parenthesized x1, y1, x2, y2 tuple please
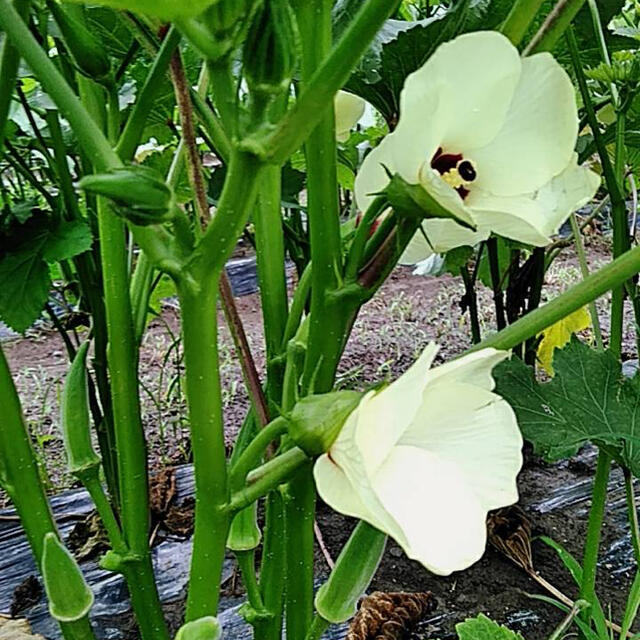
(179, 281, 230, 620)
(229, 416, 289, 489)
(624, 468, 640, 565)
(187, 149, 264, 281)
(0, 347, 96, 640)
(470, 246, 640, 353)
(257, 493, 286, 640)
(230, 448, 309, 512)
(80, 471, 127, 553)
(0, 0, 29, 148)
(578, 452, 611, 616)
(236, 550, 266, 613)
(569, 212, 604, 350)
(500, 0, 547, 46)
(96, 195, 168, 640)
(285, 464, 316, 639)
(345, 195, 389, 282)
(116, 27, 181, 161)
(207, 58, 237, 133)
(254, 165, 289, 399)
(281, 264, 312, 349)
(248, 0, 397, 165)
(305, 616, 330, 640)
(524, 0, 588, 54)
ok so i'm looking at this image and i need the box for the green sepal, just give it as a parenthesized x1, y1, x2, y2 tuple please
(385, 173, 476, 229)
(286, 390, 362, 456)
(47, 1, 111, 82)
(42, 533, 94, 622)
(99, 549, 142, 573)
(61, 341, 101, 476)
(174, 616, 222, 640)
(243, 0, 299, 96)
(227, 504, 262, 551)
(315, 521, 386, 623)
(239, 602, 273, 624)
(79, 165, 175, 227)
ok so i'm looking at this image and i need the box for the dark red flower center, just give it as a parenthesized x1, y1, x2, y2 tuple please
(430, 147, 477, 200)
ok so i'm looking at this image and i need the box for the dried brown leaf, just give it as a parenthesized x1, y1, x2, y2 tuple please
(487, 506, 533, 573)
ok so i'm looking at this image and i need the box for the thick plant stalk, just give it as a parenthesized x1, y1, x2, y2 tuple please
(0, 0, 28, 148)
(0, 348, 96, 640)
(254, 165, 289, 401)
(524, 0, 587, 54)
(500, 0, 547, 46)
(179, 279, 231, 620)
(282, 2, 342, 637)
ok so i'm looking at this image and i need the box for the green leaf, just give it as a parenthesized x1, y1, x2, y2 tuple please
(456, 614, 524, 640)
(494, 338, 640, 474)
(42, 533, 94, 622)
(336, 163, 355, 191)
(41, 220, 92, 262)
(0, 250, 50, 332)
(0, 219, 92, 332)
(64, 0, 219, 20)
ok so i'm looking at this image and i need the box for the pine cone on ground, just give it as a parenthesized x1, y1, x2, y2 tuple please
(347, 591, 435, 640)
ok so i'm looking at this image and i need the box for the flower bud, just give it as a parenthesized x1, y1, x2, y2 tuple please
(42, 533, 94, 622)
(243, 0, 298, 96)
(79, 165, 175, 226)
(287, 390, 362, 457)
(227, 504, 261, 551)
(61, 342, 101, 477)
(47, 1, 111, 82)
(175, 617, 222, 640)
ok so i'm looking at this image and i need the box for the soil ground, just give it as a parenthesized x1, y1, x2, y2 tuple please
(2, 232, 637, 639)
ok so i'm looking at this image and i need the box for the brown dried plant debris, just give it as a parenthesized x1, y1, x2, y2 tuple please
(9, 576, 42, 618)
(149, 468, 177, 522)
(163, 497, 195, 537)
(66, 510, 110, 562)
(347, 591, 436, 640)
(487, 505, 533, 573)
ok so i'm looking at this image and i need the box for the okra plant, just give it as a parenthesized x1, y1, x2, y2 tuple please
(2, 0, 640, 639)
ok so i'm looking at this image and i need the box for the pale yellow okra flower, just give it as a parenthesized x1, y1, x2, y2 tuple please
(335, 90, 366, 142)
(354, 31, 601, 263)
(314, 344, 523, 575)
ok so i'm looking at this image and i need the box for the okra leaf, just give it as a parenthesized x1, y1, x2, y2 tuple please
(456, 614, 524, 640)
(0, 250, 50, 333)
(0, 219, 92, 332)
(41, 220, 92, 262)
(494, 337, 640, 475)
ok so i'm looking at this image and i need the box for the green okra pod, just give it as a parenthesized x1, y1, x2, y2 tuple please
(42, 533, 95, 623)
(61, 341, 100, 477)
(47, 1, 111, 82)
